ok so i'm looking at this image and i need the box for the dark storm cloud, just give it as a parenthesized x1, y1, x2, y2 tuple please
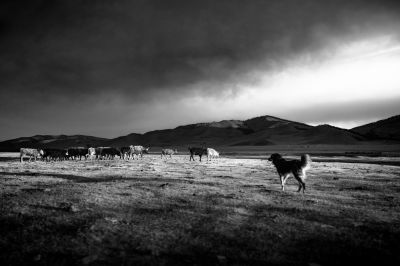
(1, 0, 400, 139)
(1, 0, 399, 101)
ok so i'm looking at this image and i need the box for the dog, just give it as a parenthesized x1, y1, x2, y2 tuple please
(268, 153, 311, 193)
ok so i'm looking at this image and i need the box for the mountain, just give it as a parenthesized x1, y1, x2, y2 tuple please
(0, 135, 107, 152)
(106, 120, 254, 147)
(220, 118, 367, 146)
(297, 124, 366, 144)
(102, 133, 143, 147)
(104, 115, 367, 147)
(0, 114, 397, 151)
(244, 115, 311, 132)
(352, 115, 400, 140)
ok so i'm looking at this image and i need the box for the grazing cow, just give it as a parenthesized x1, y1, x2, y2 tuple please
(120, 146, 131, 160)
(67, 147, 88, 160)
(20, 148, 43, 163)
(95, 147, 104, 159)
(42, 148, 68, 161)
(188, 147, 207, 161)
(207, 148, 219, 161)
(129, 145, 150, 159)
(86, 147, 96, 160)
(161, 148, 178, 159)
(99, 147, 122, 160)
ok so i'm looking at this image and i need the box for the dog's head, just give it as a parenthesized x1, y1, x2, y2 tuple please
(268, 153, 282, 162)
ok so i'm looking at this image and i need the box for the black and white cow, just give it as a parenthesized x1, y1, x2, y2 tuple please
(129, 145, 150, 159)
(20, 148, 43, 163)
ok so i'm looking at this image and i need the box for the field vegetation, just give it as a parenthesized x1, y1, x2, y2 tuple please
(0, 148, 399, 265)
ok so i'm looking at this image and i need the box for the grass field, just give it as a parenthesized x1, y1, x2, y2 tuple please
(1, 150, 400, 265)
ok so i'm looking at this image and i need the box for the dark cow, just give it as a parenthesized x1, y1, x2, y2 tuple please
(188, 147, 207, 161)
(120, 146, 131, 160)
(161, 148, 178, 159)
(67, 147, 88, 160)
(94, 147, 107, 159)
(20, 148, 43, 163)
(98, 147, 122, 160)
(95, 147, 104, 159)
(42, 148, 68, 161)
(129, 145, 150, 159)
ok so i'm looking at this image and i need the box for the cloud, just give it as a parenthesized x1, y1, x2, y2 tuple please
(0, 0, 400, 139)
(1, 0, 399, 100)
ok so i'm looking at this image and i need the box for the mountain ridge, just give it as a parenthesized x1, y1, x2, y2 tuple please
(352, 115, 400, 141)
(0, 114, 398, 151)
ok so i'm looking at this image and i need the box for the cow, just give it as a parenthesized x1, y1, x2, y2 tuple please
(161, 148, 178, 159)
(98, 147, 122, 160)
(67, 147, 88, 160)
(86, 147, 96, 160)
(188, 147, 207, 162)
(129, 145, 150, 159)
(95, 147, 104, 159)
(207, 148, 219, 161)
(120, 146, 132, 160)
(42, 148, 68, 161)
(20, 148, 43, 163)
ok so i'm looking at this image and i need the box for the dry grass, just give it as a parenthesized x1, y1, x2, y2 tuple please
(0, 153, 399, 265)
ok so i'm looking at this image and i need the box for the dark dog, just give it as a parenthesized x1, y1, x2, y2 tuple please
(268, 153, 311, 193)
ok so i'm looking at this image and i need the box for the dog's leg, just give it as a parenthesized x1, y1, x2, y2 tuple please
(279, 175, 285, 191)
(281, 174, 290, 191)
(293, 171, 303, 192)
(293, 172, 306, 193)
(297, 182, 302, 192)
(301, 171, 307, 193)
(296, 181, 306, 193)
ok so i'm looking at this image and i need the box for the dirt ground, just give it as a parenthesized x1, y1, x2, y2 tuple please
(0, 152, 399, 265)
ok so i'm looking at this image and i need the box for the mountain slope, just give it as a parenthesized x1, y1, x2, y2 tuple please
(0, 135, 107, 152)
(106, 122, 253, 147)
(105, 115, 366, 146)
(352, 115, 400, 140)
(244, 115, 311, 132)
(1, 114, 397, 151)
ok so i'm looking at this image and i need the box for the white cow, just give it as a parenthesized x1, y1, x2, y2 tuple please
(161, 148, 178, 159)
(20, 148, 43, 163)
(129, 145, 150, 159)
(86, 147, 96, 160)
(207, 148, 219, 161)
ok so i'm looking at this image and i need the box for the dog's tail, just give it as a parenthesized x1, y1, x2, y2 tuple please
(300, 154, 311, 170)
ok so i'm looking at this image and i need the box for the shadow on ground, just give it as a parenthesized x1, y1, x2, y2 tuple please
(0, 171, 129, 183)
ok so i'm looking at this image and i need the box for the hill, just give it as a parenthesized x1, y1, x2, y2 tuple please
(1, 114, 398, 151)
(352, 115, 400, 141)
(105, 115, 367, 147)
(0, 135, 107, 152)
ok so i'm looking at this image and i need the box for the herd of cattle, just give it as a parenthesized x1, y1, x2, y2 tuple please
(19, 146, 220, 162)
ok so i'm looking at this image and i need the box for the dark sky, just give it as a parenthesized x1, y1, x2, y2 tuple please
(1, 0, 400, 140)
